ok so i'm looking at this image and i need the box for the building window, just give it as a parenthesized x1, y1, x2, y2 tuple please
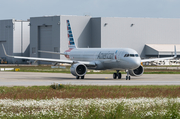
(32, 47, 36, 54)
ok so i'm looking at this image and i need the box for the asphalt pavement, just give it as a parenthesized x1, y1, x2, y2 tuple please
(0, 72, 180, 86)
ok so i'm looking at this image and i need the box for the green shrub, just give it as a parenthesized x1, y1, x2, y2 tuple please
(50, 83, 64, 89)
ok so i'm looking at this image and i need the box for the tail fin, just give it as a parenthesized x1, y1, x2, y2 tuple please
(67, 20, 76, 49)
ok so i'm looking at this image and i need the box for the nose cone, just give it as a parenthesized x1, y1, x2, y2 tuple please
(131, 58, 141, 69)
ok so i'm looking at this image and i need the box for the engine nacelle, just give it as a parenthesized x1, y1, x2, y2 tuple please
(70, 63, 87, 77)
(129, 65, 144, 76)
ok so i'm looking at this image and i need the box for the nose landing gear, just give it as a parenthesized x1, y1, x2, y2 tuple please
(125, 70, 131, 80)
(113, 70, 122, 79)
(126, 76, 130, 80)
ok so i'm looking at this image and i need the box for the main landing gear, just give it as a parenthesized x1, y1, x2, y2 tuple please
(113, 70, 122, 79)
(113, 70, 131, 80)
(76, 76, 85, 79)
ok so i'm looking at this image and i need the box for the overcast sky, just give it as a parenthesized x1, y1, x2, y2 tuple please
(0, 0, 180, 20)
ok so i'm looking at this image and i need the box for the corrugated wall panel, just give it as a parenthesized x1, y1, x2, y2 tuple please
(0, 20, 14, 63)
(0, 20, 29, 64)
(30, 16, 60, 63)
(22, 22, 30, 57)
(91, 18, 101, 48)
(38, 25, 52, 64)
(13, 22, 22, 54)
(101, 18, 180, 58)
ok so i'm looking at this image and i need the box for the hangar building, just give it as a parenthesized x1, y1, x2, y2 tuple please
(30, 15, 93, 64)
(0, 16, 180, 64)
(30, 16, 180, 64)
(0, 19, 30, 64)
(95, 17, 180, 58)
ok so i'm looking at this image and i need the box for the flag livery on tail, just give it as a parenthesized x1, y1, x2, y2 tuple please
(67, 20, 76, 49)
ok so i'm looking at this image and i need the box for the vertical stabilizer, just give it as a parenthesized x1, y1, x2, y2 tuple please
(67, 20, 76, 49)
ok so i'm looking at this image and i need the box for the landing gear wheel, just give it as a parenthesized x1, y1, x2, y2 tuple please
(113, 73, 117, 79)
(81, 76, 84, 79)
(125, 70, 131, 80)
(76, 76, 80, 79)
(118, 73, 121, 79)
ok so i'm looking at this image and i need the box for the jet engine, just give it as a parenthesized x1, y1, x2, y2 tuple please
(129, 65, 144, 76)
(70, 63, 87, 76)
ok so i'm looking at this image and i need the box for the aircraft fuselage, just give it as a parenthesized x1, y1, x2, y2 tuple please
(66, 48, 141, 70)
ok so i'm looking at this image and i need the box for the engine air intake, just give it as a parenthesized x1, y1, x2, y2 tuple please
(70, 63, 87, 76)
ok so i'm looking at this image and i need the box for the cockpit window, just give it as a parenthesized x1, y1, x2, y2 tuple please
(124, 54, 129, 57)
(124, 54, 139, 57)
(135, 54, 138, 57)
(130, 54, 134, 57)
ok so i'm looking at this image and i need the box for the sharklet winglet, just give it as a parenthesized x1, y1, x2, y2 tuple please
(2, 44, 13, 57)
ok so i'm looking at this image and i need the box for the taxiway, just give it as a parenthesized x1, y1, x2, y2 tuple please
(0, 72, 180, 86)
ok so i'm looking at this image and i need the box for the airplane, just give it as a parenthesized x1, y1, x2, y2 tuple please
(2, 20, 177, 80)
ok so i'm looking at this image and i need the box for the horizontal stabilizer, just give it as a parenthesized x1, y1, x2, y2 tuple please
(38, 50, 66, 55)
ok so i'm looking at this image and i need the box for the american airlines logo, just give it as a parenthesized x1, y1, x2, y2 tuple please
(98, 52, 114, 59)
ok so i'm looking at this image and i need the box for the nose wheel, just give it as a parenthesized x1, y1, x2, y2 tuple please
(113, 70, 121, 79)
(126, 76, 131, 80)
(125, 70, 131, 80)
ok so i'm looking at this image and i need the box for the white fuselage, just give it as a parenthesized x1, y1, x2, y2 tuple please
(66, 48, 141, 70)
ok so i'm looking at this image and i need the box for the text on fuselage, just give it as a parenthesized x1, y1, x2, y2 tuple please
(97, 52, 114, 59)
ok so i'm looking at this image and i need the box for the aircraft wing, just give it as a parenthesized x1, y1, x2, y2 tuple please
(2, 44, 95, 66)
(141, 56, 176, 63)
(141, 46, 177, 62)
(12, 56, 95, 65)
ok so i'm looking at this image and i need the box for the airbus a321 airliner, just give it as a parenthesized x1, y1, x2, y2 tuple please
(2, 20, 177, 80)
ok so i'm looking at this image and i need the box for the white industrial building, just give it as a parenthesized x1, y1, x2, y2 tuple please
(96, 17, 180, 58)
(0, 19, 30, 64)
(0, 16, 180, 64)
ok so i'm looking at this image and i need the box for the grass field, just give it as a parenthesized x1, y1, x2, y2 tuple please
(0, 65, 180, 74)
(1, 98, 180, 119)
(0, 65, 180, 118)
(1, 85, 180, 99)
(1, 85, 180, 118)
